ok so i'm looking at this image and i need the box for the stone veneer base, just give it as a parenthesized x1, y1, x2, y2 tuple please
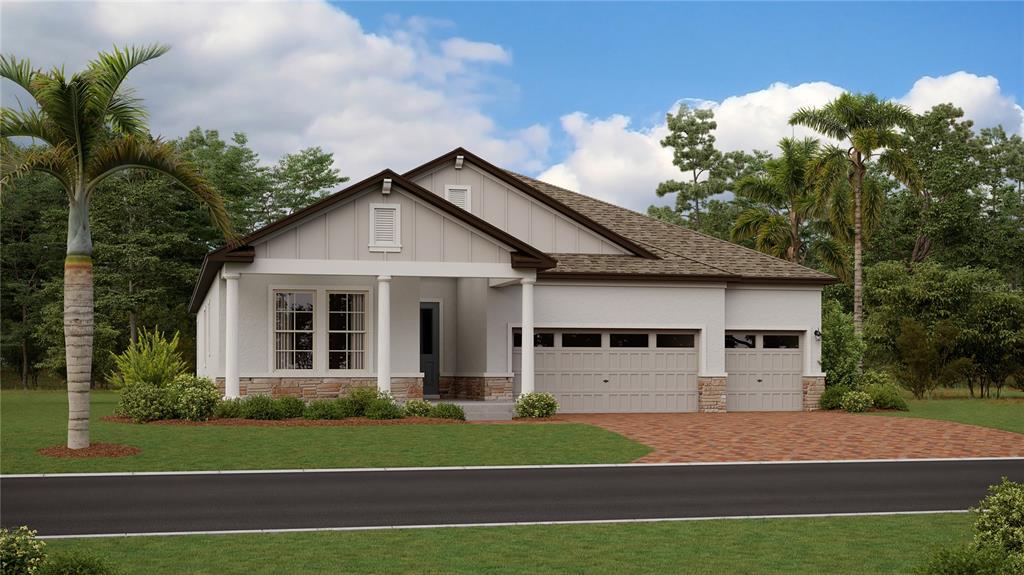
(802, 376, 826, 412)
(438, 376, 514, 401)
(215, 377, 423, 402)
(697, 376, 727, 413)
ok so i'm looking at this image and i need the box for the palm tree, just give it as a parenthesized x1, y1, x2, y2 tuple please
(731, 137, 850, 281)
(1, 45, 234, 449)
(790, 93, 918, 332)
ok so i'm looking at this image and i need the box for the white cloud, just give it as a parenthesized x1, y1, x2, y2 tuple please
(541, 75, 1023, 210)
(441, 38, 511, 63)
(899, 71, 1024, 135)
(0, 1, 543, 181)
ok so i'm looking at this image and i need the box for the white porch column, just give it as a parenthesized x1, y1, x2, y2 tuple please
(520, 277, 535, 394)
(223, 271, 240, 399)
(376, 275, 392, 393)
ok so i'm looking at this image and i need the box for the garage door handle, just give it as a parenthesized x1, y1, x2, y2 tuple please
(756, 378, 763, 383)
(602, 379, 609, 383)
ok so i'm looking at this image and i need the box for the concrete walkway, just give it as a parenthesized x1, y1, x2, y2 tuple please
(558, 412, 1024, 463)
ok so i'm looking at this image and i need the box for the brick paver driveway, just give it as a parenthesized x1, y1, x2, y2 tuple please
(558, 412, 1024, 463)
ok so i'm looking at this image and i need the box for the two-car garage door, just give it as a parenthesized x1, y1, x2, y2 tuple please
(512, 330, 698, 413)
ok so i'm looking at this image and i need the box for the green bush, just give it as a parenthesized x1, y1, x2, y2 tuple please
(107, 328, 187, 388)
(168, 375, 220, 421)
(821, 299, 865, 389)
(115, 383, 177, 423)
(973, 478, 1024, 556)
(429, 402, 466, 421)
(214, 397, 244, 419)
(304, 399, 336, 420)
(365, 397, 404, 420)
(514, 392, 559, 418)
(819, 385, 850, 410)
(914, 543, 1018, 575)
(839, 390, 872, 413)
(0, 526, 47, 575)
(38, 553, 120, 575)
(239, 395, 284, 420)
(861, 371, 909, 411)
(275, 396, 306, 419)
(347, 387, 384, 416)
(403, 399, 433, 417)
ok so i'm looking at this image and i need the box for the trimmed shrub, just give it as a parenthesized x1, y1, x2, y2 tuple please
(973, 478, 1024, 556)
(304, 399, 336, 420)
(276, 396, 306, 419)
(821, 299, 865, 389)
(914, 543, 1018, 575)
(819, 385, 850, 410)
(839, 390, 872, 413)
(515, 392, 559, 418)
(403, 399, 433, 417)
(168, 375, 220, 421)
(239, 395, 284, 420)
(115, 383, 177, 423)
(365, 397, 404, 420)
(107, 328, 187, 388)
(429, 402, 466, 421)
(347, 387, 384, 416)
(0, 526, 47, 575)
(38, 553, 120, 575)
(861, 371, 909, 411)
(214, 398, 244, 419)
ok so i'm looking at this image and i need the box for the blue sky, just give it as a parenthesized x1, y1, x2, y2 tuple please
(4, 1, 1023, 209)
(342, 2, 1023, 134)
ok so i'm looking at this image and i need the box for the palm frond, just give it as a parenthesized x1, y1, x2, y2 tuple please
(860, 175, 887, 238)
(30, 68, 91, 165)
(734, 175, 784, 206)
(0, 107, 61, 146)
(85, 136, 235, 240)
(0, 143, 75, 193)
(0, 54, 39, 96)
(790, 107, 849, 140)
(731, 207, 774, 242)
(86, 44, 169, 131)
(878, 148, 920, 192)
(809, 145, 850, 199)
(809, 236, 851, 282)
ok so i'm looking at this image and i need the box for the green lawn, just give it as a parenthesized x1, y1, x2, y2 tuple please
(0, 391, 649, 474)
(46, 513, 971, 575)
(869, 397, 1024, 435)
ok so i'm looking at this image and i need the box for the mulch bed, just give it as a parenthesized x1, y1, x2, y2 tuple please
(100, 415, 466, 427)
(37, 443, 141, 459)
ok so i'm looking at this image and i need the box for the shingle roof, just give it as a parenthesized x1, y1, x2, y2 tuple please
(505, 171, 835, 284)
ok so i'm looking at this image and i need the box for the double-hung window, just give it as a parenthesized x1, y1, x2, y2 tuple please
(328, 292, 366, 370)
(274, 291, 315, 370)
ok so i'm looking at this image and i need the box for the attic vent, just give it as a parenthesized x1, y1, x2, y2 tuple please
(369, 204, 401, 252)
(445, 185, 471, 211)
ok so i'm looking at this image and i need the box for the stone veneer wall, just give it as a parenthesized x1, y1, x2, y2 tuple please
(802, 376, 826, 412)
(215, 377, 423, 402)
(697, 376, 727, 413)
(438, 376, 514, 401)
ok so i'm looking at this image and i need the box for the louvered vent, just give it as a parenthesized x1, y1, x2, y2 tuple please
(445, 185, 471, 211)
(369, 204, 400, 250)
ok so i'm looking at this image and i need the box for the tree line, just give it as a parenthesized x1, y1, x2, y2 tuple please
(650, 97, 1024, 397)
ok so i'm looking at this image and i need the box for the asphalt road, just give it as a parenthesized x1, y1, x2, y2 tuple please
(3, 459, 1022, 536)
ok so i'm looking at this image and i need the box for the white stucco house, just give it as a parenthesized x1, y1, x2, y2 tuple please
(190, 148, 834, 414)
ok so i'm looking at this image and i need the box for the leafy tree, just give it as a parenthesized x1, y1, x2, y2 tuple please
(791, 93, 919, 332)
(894, 318, 971, 399)
(820, 298, 865, 388)
(957, 290, 1024, 397)
(0, 45, 233, 449)
(732, 137, 849, 280)
(266, 146, 348, 224)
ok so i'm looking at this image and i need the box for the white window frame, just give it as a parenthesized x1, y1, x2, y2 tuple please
(272, 290, 317, 372)
(444, 184, 472, 211)
(369, 203, 401, 253)
(326, 290, 369, 372)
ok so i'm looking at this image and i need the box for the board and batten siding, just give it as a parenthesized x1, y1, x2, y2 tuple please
(252, 185, 514, 265)
(411, 162, 629, 255)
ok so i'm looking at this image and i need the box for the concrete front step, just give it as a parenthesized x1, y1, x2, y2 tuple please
(431, 400, 515, 421)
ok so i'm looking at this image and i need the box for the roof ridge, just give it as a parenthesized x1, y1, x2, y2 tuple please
(507, 170, 833, 280)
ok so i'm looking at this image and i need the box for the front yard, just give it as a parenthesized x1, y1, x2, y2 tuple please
(868, 396, 1024, 435)
(45, 513, 972, 574)
(0, 391, 649, 474)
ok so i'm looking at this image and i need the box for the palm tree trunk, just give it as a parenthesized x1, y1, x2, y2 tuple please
(787, 211, 801, 261)
(21, 303, 29, 389)
(852, 163, 864, 333)
(65, 192, 94, 450)
(64, 254, 93, 449)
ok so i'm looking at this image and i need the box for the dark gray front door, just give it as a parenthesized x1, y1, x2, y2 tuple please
(420, 302, 440, 397)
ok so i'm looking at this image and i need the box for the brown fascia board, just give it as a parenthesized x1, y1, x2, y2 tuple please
(188, 170, 555, 313)
(402, 147, 659, 260)
(538, 271, 838, 286)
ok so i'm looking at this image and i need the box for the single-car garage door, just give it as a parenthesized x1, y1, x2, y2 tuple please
(513, 330, 698, 413)
(725, 332, 803, 411)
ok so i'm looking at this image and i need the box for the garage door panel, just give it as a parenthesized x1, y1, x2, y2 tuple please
(726, 338, 802, 411)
